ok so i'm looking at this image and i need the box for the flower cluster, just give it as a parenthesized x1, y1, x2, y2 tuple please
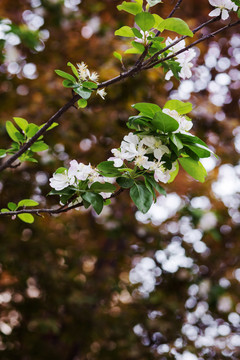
(49, 160, 114, 199)
(109, 132, 175, 183)
(165, 37, 196, 80)
(208, 0, 238, 20)
(77, 62, 107, 99)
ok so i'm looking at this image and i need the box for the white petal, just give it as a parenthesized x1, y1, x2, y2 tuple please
(221, 9, 229, 20)
(208, 8, 221, 17)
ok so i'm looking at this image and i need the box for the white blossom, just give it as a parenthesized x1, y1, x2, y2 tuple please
(165, 37, 196, 80)
(49, 172, 74, 191)
(208, 0, 238, 20)
(147, 0, 163, 6)
(97, 88, 107, 99)
(68, 160, 92, 181)
(77, 62, 89, 81)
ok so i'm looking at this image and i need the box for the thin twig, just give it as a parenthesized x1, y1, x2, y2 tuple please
(143, 19, 240, 70)
(0, 188, 125, 217)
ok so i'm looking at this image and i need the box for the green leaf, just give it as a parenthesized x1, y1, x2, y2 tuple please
(8, 202, 17, 211)
(184, 144, 211, 158)
(152, 110, 179, 133)
(62, 80, 76, 88)
(89, 182, 116, 193)
(116, 177, 134, 188)
(130, 182, 153, 214)
(30, 141, 49, 152)
(97, 161, 122, 177)
(170, 134, 183, 150)
(164, 100, 192, 115)
(0, 149, 6, 158)
(55, 167, 67, 174)
(238, 8, 240, 18)
(117, 1, 142, 15)
(26, 123, 39, 138)
(1, 208, 10, 213)
(18, 199, 39, 207)
(135, 12, 155, 32)
(131, 41, 145, 53)
(132, 102, 161, 118)
(159, 18, 193, 37)
(13, 117, 28, 132)
(125, 47, 142, 54)
(77, 99, 88, 108)
(115, 26, 135, 37)
(153, 14, 164, 30)
(82, 81, 98, 89)
(74, 86, 92, 100)
(179, 157, 207, 183)
(113, 51, 123, 62)
(131, 27, 142, 38)
(46, 123, 59, 131)
(67, 62, 79, 78)
(82, 192, 104, 215)
(6, 121, 21, 142)
(17, 213, 35, 223)
(144, 174, 166, 195)
(55, 69, 76, 82)
(232, 0, 240, 5)
(168, 162, 179, 183)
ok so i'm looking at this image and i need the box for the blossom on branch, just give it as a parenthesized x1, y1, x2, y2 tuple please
(208, 0, 238, 20)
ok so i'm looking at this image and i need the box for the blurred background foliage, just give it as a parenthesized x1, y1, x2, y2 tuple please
(0, 0, 240, 359)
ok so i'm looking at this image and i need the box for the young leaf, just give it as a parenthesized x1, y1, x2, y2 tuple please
(179, 157, 207, 183)
(170, 134, 183, 150)
(30, 141, 49, 152)
(164, 100, 192, 115)
(89, 182, 116, 193)
(113, 51, 123, 62)
(117, 1, 142, 15)
(131, 27, 142, 38)
(13, 117, 28, 132)
(116, 177, 134, 188)
(168, 162, 179, 183)
(67, 62, 79, 78)
(18, 199, 39, 207)
(132, 102, 161, 118)
(130, 182, 153, 214)
(135, 12, 155, 32)
(6, 121, 21, 142)
(159, 18, 193, 37)
(82, 81, 98, 89)
(74, 86, 92, 100)
(82, 192, 104, 215)
(62, 80, 76, 88)
(77, 99, 88, 108)
(26, 123, 39, 138)
(55, 69, 76, 82)
(0, 149, 6, 158)
(184, 144, 211, 158)
(152, 110, 179, 133)
(17, 213, 35, 223)
(8, 202, 17, 211)
(115, 26, 135, 37)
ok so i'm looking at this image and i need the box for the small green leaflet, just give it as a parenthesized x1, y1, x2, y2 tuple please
(135, 12, 155, 32)
(8, 202, 17, 211)
(168, 162, 179, 183)
(17, 214, 34, 224)
(74, 86, 92, 100)
(144, 174, 166, 196)
(77, 99, 87, 108)
(18, 199, 39, 207)
(67, 62, 79, 78)
(30, 141, 49, 152)
(159, 18, 193, 37)
(179, 157, 207, 183)
(115, 26, 135, 37)
(55, 69, 76, 83)
(97, 161, 122, 177)
(0, 149, 6, 158)
(132, 102, 161, 118)
(13, 117, 28, 132)
(6, 121, 21, 143)
(113, 51, 123, 62)
(130, 182, 153, 214)
(152, 110, 179, 133)
(164, 100, 192, 115)
(117, 1, 142, 15)
(89, 182, 116, 193)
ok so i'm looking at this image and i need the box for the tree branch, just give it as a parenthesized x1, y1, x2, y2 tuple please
(0, 188, 125, 217)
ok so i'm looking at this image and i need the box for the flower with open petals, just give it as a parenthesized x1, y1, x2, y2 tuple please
(97, 88, 107, 99)
(208, 0, 238, 20)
